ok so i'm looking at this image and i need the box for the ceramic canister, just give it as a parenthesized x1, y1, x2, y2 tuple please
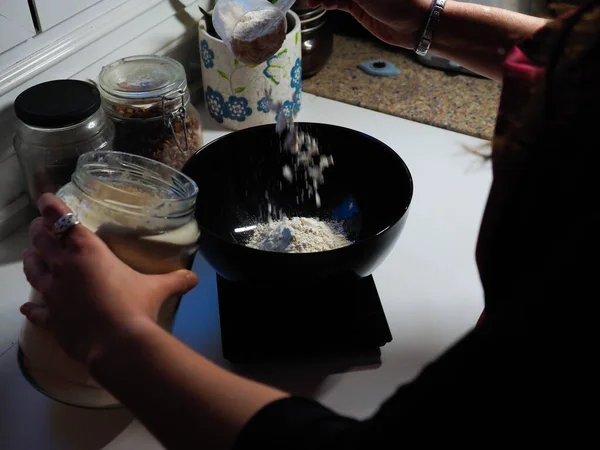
(198, 11, 302, 130)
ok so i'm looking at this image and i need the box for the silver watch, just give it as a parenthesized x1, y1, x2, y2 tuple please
(415, 0, 447, 56)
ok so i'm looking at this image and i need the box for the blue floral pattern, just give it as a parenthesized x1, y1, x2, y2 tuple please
(290, 58, 302, 90)
(201, 40, 214, 69)
(205, 87, 225, 123)
(275, 100, 295, 121)
(224, 96, 253, 122)
(263, 49, 288, 86)
(205, 51, 301, 123)
(257, 96, 272, 113)
(292, 87, 301, 114)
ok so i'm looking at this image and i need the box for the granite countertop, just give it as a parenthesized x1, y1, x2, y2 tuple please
(302, 34, 502, 141)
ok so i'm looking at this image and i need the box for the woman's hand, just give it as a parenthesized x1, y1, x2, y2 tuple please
(308, 0, 430, 49)
(20, 193, 198, 366)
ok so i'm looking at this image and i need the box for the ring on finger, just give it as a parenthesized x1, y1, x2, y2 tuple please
(52, 213, 80, 238)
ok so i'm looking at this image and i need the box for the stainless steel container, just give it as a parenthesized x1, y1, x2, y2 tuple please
(292, 3, 333, 78)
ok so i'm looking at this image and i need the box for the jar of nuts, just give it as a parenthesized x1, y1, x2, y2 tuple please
(98, 55, 203, 170)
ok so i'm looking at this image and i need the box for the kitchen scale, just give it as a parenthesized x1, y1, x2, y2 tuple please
(216, 274, 392, 364)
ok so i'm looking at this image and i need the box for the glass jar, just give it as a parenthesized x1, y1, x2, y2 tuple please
(98, 55, 203, 171)
(13, 79, 115, 202)
(18, 151, 200, 409)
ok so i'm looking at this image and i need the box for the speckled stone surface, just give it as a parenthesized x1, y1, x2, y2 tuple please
(302, 34, 502, 140)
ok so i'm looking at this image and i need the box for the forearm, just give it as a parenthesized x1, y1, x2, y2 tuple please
(431, 1, 548, 80)
(88, 319, 288, 450)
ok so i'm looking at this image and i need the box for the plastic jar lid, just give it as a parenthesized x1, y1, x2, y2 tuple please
(14, 80, 101, 128)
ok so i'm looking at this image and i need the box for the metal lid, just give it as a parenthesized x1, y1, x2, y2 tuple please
(14, 80, 101, 128)
(98, 55, 187, 101)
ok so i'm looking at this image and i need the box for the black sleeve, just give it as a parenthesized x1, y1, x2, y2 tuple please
(234, 263, 589, 449)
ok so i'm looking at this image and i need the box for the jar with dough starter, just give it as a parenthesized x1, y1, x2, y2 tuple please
(18, 151, 200, 409)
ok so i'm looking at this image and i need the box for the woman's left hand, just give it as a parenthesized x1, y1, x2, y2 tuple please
(20, 193, 198, 367)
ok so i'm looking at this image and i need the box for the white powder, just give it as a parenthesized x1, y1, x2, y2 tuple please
(267, 92, 334, 209)
(231, 9, 286, 65)
(282, 164, 293, 182)
(286, 129, 334, 208)
(246, 216, 352, 253)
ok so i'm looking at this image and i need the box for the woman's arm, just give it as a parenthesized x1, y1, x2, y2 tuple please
(312, 0, 548, 80)
(92, 284, 576, 450)
(433, 2, 548, 80)
(88, 320, 288, 450)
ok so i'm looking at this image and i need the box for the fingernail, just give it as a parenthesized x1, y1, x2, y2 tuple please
(185, 271, 198, 283)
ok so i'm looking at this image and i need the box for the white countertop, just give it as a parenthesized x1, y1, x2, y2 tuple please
(0, 93, 492, 449)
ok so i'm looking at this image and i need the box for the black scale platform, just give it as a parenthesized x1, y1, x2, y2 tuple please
(216, 274, 392, 363)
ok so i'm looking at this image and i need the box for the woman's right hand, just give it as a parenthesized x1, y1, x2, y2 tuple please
(308, 0, 430, 49)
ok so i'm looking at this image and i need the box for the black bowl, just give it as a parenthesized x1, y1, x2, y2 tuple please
(182, 123, 413, 283)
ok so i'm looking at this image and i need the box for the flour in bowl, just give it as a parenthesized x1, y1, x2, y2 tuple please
(246, 216, 352, 253)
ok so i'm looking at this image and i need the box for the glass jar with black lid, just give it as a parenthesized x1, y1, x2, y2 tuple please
(13, 79, 115, 202)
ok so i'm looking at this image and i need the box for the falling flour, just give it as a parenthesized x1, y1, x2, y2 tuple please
(268, 91, 334, 209)
(247, 216, 352, 253)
